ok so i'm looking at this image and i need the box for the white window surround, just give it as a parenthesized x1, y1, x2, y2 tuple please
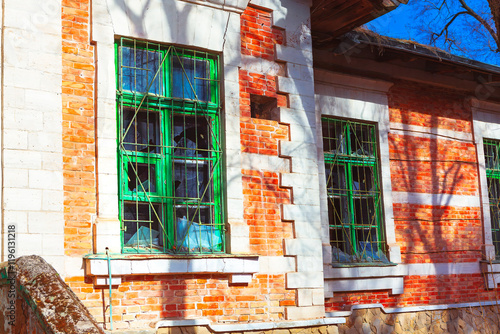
(314, 69, 403, 295)
(472, 98, 500, 288)
(90, 0, 250, 270)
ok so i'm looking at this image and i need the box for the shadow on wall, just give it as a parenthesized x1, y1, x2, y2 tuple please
(389, 81, 484, 305)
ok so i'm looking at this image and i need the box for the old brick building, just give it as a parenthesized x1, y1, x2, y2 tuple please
(2, 0, 500, 332)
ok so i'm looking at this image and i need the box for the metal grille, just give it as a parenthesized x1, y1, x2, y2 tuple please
(484, 139, 500, 258)
(322, 117, 387, 263)
(116, 38, 224, 254)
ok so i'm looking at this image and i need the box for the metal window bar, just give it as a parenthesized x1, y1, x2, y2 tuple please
(322, 117, 386, 263)
(484, 140, 500, 259)
(117, 38, 224, 254)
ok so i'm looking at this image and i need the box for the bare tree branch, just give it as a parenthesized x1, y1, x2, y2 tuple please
(458, 0, 499, 51)
(430, 11, 468, 44)
(487, 0, 500, 44)
(367, 0, 500, 64)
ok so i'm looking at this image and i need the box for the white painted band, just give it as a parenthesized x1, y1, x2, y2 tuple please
(406, 262, 479, 276)
(392, 191, 480, 208)
(240, 152, 290, 173)
(325, 262, 480, 279)
(390, 122, 473, 142)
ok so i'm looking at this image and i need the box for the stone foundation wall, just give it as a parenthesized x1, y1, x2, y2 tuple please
(339, 306, 500, 333)
(157, 305, 500, 334)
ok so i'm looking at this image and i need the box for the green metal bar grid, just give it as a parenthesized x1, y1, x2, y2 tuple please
(484, 139, 500, 259)
(115, 38, 225, 255)
(322, 117, 386, 263)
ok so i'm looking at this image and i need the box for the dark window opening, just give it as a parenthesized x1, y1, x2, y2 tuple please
(250, 94, 279, 121)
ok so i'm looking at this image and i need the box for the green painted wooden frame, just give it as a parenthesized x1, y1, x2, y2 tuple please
(484, 139, 500, 259)
(116, 38, 225, 254)
(322, 117, 386, 262)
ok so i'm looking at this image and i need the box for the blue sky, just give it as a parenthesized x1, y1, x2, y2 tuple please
(365, 0, 499, 66)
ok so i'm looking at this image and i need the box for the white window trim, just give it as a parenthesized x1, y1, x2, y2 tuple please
(91, 0, 250, 262)
(472, 98, 500, 266)
(314, 69, 402, 295)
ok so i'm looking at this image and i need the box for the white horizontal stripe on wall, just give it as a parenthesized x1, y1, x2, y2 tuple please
(392, 192, 480, 208)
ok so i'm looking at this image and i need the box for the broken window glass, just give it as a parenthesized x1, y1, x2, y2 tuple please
(323, 117, 385, 264)
(122, 108, 161, 153)
(173, 115, 209, 157)
(117, 40, 223, 254)
(485, 142, 499, 169)
(350, 123, 375, 157)
(322, 119, 345, 154)
(127, 162, 156, 193)
(174, 161, 212, 201)
(123, 202, 163, 250)
(485, 140, 500, 259)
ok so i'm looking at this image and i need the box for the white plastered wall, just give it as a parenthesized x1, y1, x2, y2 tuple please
(0, 0, 65, 274)
(91, 0, 250, 256)
(314, 69, 404, 296)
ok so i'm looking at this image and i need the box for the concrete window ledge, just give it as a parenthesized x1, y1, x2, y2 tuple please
(83, 254, 259, 286)
(324, 264, 404, 297)
(480, 261, 500, 289)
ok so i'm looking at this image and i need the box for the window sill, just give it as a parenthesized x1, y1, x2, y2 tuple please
(331, 262, 397, 268)
(83, 253, 259, 286)
(324, 262, 404, 297)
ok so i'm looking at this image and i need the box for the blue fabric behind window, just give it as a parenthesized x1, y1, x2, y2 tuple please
(172, 56, 209, 101)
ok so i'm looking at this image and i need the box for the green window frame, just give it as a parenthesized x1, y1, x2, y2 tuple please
(322, 117, 387, 263)
(484, 139, 500, 258)
(116, 38, 225, 254)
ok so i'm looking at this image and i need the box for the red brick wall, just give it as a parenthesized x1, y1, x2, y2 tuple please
(394, 204, 482, 263)
(325, 274, 499, 311)
(241, 6, 284, 60)
(67, 274, 295, 326)
(389, 134, 478, 195)
(62, 0, 96, 256)
(60, 4, 299, 330)
(389, 81, 482, 265)
(326, 81, 490, 309)
(240, 6, 288, 156)
(239, 70, 288, 155)
(388, 82, 471, 134)
(237, 5, 296, 320)
(242, 170, 292, 255)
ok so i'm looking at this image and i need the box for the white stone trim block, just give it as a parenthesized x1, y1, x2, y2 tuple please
(472, 98, 500, 261)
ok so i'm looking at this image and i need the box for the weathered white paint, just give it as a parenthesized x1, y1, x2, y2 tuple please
(1, 0, 65, 275)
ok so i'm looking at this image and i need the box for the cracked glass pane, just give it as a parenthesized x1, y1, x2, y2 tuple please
(122, 108, 161, 153)
(127, 162, 156, 193)
(123, 202, 163, 250)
